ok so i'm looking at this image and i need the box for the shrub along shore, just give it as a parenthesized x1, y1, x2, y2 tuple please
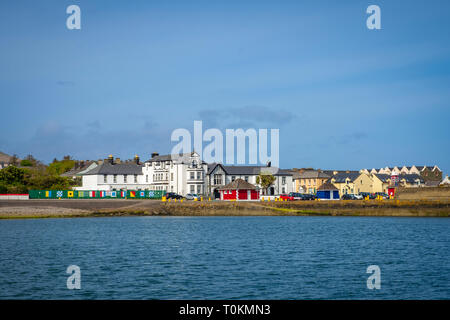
(0, 199, 449, 219)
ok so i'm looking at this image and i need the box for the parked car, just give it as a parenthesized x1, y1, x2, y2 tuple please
(353, 194, 364, 200)
(279, 194, 294, 201)
(288, 192, 304, 200)
(342, 194, 357, 200)
(185, 193, 200, 200)
(164, 192, 183, 200)
(301, 193, 316, 200)
(359, 192, 376, 199)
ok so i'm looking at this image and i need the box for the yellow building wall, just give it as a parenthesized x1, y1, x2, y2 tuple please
(353, 173, 373, 194)
(331, 180, 355, 195)
(371, 176, 389, 193)
(295, 178, 328, 193)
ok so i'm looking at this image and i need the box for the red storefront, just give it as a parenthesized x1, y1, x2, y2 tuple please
(219, 179, 259, 201)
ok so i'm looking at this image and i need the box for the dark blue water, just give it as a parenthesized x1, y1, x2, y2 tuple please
(0, 216, 449, 299)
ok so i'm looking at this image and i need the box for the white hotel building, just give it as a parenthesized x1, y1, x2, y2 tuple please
(142, 152, 207, 195)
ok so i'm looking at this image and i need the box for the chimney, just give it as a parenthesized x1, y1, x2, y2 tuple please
(134, 155, 140, 165)
(115, 158, 121, 164)
(151, 152, 159, 158)
(107, 155, 114, 165)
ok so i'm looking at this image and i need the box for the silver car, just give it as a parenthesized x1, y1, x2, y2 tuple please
(185, 193, 200, 200)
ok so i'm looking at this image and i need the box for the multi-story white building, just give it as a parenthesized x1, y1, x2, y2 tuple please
(142, 152, 207, 196)
(75, 155, 146, 191)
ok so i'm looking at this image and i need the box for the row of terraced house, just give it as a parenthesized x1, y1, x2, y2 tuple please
(60, 151, 446, 199)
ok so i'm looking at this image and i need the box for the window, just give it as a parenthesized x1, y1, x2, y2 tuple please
(190, 185, 195, 193)
(282, 187, 285, 193)
(146, 175, 148, 183)
(171, 173, 174, 181)
(244, 176, 249, 182)
(231, 176, 236, 181)
(214, 174, 222, 185)
(134, 175, 138, 183)
(190, 172, 195, 180)
(197, 185, 201, 194)
(282, 177, 286, 185)
(124, 175, 127, 183)
(113, 175, 117, 183)
(103, 175, 107, 183)
(197, 172, 202, 180)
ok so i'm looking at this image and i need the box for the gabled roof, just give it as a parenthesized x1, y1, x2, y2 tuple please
(318, 182, 338, 191)
(146, 152, 203, 163)
(208, 163, 293, 176)
(218, 178, 257, 190)
(61, 161, 97, 177)
(293, 170, 330, 180)
(399, 174, 424, 183)
(373, 174, 391, 182)
(82, 162, 143, 175)
(330, 171, 360, 183)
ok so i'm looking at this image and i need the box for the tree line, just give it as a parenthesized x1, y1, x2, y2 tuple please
(0, 156, 78, 194)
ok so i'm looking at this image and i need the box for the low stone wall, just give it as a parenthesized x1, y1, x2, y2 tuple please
(0, 194, 29, 200)
(396, 186, 450, 200)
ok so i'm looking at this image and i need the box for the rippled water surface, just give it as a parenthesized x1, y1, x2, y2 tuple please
(0, 216, 449, 299)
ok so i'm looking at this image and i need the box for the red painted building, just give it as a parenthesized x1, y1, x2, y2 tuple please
(219, 179, 259, 201)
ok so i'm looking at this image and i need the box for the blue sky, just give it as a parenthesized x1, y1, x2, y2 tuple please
(0, 0, 449, 174)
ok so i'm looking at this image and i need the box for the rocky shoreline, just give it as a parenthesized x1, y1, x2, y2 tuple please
(0, 199, 449, 219)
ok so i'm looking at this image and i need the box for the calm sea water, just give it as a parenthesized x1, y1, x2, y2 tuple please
(0, 216, 449, 299)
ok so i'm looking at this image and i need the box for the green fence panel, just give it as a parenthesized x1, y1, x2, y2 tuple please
(29, 189, 166, 199)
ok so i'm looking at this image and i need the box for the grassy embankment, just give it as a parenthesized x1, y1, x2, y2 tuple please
(0, 189, 449, 219)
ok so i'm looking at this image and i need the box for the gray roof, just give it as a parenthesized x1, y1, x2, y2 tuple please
(330, 171, 360, 183)
(60, 161, 97, 177)
(218, 178, 257, 190)
(208, 163, 293, 176)
(374, 174, 391, 182)
(82, 162, 143, 175)
(318, 182, 338, 191)
(293, 170, 330, 180)
(146, 152, 206, 164)
(399, 174, 424, 183)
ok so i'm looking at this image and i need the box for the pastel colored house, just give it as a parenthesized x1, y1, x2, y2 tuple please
(329, 171, 360, 195)
(352, 173, 391, 194)
(218, 178, 259, 201)
(316, 182, 340, 200)
(293, 170, 330, 194)
(399, 174, 424, 187)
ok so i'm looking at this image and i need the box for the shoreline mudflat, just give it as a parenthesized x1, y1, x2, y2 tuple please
(0, 199, 449, 219)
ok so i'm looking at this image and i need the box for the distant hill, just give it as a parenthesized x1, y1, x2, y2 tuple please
(0, 151, 13, 163)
